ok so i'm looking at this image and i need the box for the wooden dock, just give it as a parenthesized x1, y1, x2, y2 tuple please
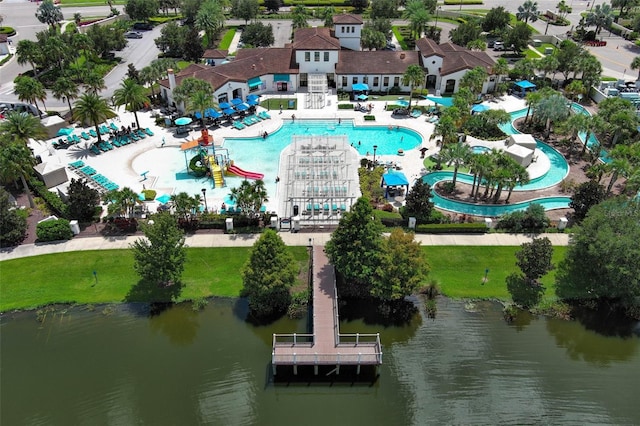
(271, 246, 382, 375)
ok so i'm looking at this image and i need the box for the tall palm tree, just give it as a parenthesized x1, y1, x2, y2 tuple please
(524, 91, 542, 124)
(608, 108, 638, 146)
(229, 180, 268, 217)
(460, 66, 488, 99)
(196, 0, 225, 47)
(291, 5, 308, 30)
(504, 162, 530, 203)
(73, 93, 116, 144)
(536, 94, 570, 138)
(404, 0, 430, 39)
(14, 76, 47, 115)
(586, 3, 614, 34)
(605, 145, 633, 193)
(0, 141, 38, 208)
(0, 111, 48, 146)
(491, 58, 510, 88)
(439, 142, 472, 186)
(104, 187, 140, 218)
(631, 56, 640, 80)
(170, 192, 200, 220)
(187, 90, 218, 128)
(52, 76, 79, 117)
(562, 113, 588, 160)
(321, 6, 336, 28)
(471, 152, 493, 199)
(516, 0, 539, 23)
(113, 79, 148, 130)
(433, 115, 458, 146)
(15, 40, 43, 78)
(401, 65, 425, 109)
(84, 71, 106, 95)
(580, 114, 605, 157)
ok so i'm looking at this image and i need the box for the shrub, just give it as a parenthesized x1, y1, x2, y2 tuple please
(0, 27, 17, 36)
(364, 115, 376, 121)
(496, 204, 550, 233)
(142, 189, 157, 201)
(29, 178, 69, 218)
(0, 190, 27, 247)
(338, 103, 355, 109)
(36, 219, 73, 242)
(415, 223, 487, 234)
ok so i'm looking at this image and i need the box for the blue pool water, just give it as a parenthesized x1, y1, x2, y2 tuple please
(472, 146, 490, 154)
(226, 119, 422, 156)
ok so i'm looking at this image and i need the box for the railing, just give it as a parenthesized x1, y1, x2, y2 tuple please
(272, 351, 383, 365)
(273, 333, 314, 346)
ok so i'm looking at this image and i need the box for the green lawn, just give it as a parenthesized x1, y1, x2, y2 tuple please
(0, 247, 309, 312)
(425, 245, 567, 300)
(60, 0, 126, 5)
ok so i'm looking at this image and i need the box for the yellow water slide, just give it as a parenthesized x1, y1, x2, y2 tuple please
(208, 156, 225, 188)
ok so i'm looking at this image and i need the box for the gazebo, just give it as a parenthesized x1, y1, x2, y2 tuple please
(352, 83, 369, 100)
(381, 170, 410, 198)
(513, 80, 537, 98)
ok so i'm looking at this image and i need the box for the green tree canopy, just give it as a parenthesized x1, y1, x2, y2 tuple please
(73, 93, 116, 144)
(402, 178, 435, 223)
(482, 7, 511, 33)
(35, 0, 64, 28)
(228, 179, 268, 217)
(67, 178, 101, 222)
(125, 0, 160, 21)
(371, 0, 397, 19)
(569, 180, 607, 223)
(241, 21, 275, 47)
(231, 0, 259, 23)
(113, 79, 148, 129)
(507, 237, 554, 307)
(0, 188, 28, 248)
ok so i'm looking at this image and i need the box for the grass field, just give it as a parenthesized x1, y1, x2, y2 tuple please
(0, 245, 566, 312)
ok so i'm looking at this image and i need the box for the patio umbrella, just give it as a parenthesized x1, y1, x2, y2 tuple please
(471, 103, 490, 113)
(357, 94, 368, 101)
(230, 98, 243, 106)
(56, 127, 74, 136)
(205, 108, 222, 118)
(235, 103, 249, 111)
(247, 99, 259, 106)
(156, 194, 171, 204)
(396, 99, 410, 107)
(219, 102, 232, 110)
(222, 108, 236, 115)
(175, 117, 192, 126)
(247, 94, 260, 102)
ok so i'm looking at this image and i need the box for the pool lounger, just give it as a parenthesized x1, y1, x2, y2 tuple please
(144, 128, 154, 136)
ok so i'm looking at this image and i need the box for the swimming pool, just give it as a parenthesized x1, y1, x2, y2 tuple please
(472, 146, 491, 154)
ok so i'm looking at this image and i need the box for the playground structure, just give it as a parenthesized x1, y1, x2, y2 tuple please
(181, 129, 265, 189)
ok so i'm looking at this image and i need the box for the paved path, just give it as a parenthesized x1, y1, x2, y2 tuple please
(0, 232, 571, 261)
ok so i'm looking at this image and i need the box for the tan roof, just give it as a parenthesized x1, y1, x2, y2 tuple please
(202, 49, 228, 59)
(0, 34, 7, 43)
(336, 51, 420, 74)
(159, 48, 298, 90)
(415, 38, 444, 57)
(332, 14, 364, 24)
(293, 27, 341, 50)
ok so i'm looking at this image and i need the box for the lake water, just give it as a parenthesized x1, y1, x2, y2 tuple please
(1, 299, 639, 425)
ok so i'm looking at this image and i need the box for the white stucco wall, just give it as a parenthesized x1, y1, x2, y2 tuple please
(296, 50, 339, 74)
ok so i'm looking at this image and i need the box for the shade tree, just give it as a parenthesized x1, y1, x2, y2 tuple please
(506, 237, 553, 308)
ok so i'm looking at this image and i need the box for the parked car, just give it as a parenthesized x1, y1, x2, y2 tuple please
(133, 22, 153, 31)
(384, 42, 396, 51)
(124, 31, 143, 39)
(493, 41, 505, 51)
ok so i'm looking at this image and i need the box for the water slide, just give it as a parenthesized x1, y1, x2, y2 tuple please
(208, 156, 225, 188)
(227, 164, 264, 180)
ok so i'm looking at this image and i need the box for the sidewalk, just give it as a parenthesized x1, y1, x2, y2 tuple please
(0, 232, 571, 261)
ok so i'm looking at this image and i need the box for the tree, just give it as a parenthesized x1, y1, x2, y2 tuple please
(555, 197, 640, 317)
(35, 0, 64, 28)
(536, 93, 569, 138)
(505, 21, 533, 53)
(52, 76, 79, 117)
(0, 141, 37, 208)
(0, 188, 28, 247)
(131, 212, 187, 289)
(320, 6, 336, 27)
(611, 0, 637, 17)
(186, 89, 217, 128)
(83, 71, 107, 95)
(460, 66, 487, 97)
(183, 26, 205, 62)
(361, 26, 387, 50)
(241, 229, 297, 318)
(482, 7, 511, 33)
(197, 0, 225, 47)
(569, 180, 607, 223)
(404, 0, 431, 40)
(86, 23, 127, 58)
(173, 77, 213, 109)
(104, 187, 140, 217)
(228, 179, 268, 217)
(155, 21, 186, 57)
(516, 0, 539, 23)
(231, 0, 259, 24)
(14, 76, 46, 114)
(402, 64, 425, 109)
(440, 142, 472, 186)
(507, 237, 553, 308)
(15, 40, 43, 78)
(325, 197, 384, 298)
(373, 229, 430, 300)
(350, 0, 369, 11)
(433, 114, 458, 145)
(631, 56, 640, 80)
(449, 19, 483, 47)
(170, 192, 201, 220)
(113, 79, 148, 130)
(536, 54, 559, 80)
(402, 178, 435, 224)
(0, 111, 47, 145)
(125, 0, 160, 21)
(291, 5, 308, 30)
(241, 21, 275, 47)
(140, 58, 177, 99)
(585, 3, 614, 34)
(371, 0, 397, 19)
(67, 178, 101, 222)
(264, 0, 281, 13)
(73, 93, 116, 145)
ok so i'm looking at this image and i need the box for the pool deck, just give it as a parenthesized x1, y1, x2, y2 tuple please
(29, 93, 528, 216)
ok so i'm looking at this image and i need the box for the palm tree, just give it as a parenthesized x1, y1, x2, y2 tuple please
(516, 0, 539, 23)
(0, 141, 38, 207)
(186, 90, 218, 128)
(170, 192, 200, 220)
(459, 66, 488, 99)
(524, 90, 543, 124)
(433, 115, 458, 145)
(536, 94, 570, 138)
(321, 6, 336, 28)
(471, 152, 493, 199)
(52, 76, 79, 117)
(605, 145, 633, 193)
(504, 162, 530, 203)
(229, 180, 268, 217)
(586, 3, 614, 34)
(113, 79, 148, 130)
(631, 56, 640, 80)
(84, 71, 106, 95)
(562, 113, 588, 160)
(14, 76, 47, 115)
(608, 108, 637, 146)
(404, 0, 430, 39)
(492, 58, 510, 88)
(15, 40, 43, 78)
(401, 65, 425, 109)
(173, 77, 214, 109)
(580, 114, 605, 157)
(440, 142, 472, 186)
(292, 5, 308, 30)
(482, 109, 511, 128)
(0, 111, 48, 146)
(196, 0, 225, 47)
(73, 93, 116, 145)
(140, 58, 177, 99)
(104, 187, 140, 218)
(536, 55, 559, 80)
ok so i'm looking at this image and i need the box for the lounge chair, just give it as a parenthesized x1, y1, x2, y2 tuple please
(242, 117, 254, 127)
(100, 125, 110, 135)
(411, 109, 422, 118)
(109, 123, 118, 131)
(89, 129, 98, 138)
(136, 130, 146, 139)
(258, 111, 271, 120)
(81, 132, 91, 140)
(68, 160, 84, 169)
(90, 146, 101, 155)
(233, 121, 246, 130)
(144, 127, 154, 136)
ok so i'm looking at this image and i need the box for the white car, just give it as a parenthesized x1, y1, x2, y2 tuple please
(494, 41, 505, 51)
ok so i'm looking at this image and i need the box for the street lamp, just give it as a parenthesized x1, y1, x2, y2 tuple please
(373, 145, 378, 165)
(435, 6, 442, 30)
(459, 0, 463, 11)
(201, 188, 208, 212)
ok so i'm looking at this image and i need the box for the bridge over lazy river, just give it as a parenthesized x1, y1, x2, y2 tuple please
(271, 247, 383, 377)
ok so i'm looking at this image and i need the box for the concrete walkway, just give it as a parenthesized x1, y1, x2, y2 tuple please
(0, 232, 571, 261)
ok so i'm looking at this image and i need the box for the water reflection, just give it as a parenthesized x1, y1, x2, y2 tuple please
(149, 303, 200, 345)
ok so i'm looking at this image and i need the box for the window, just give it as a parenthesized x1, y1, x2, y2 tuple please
(346, 26, 350, 33)
(351, 26, 355, 33)
(314, 52, 320, 61)
(305, 52, 310, 62)
(383, 77, 389, 86)
(363, 76, 368, 84)
(373, 77, 379, 86)
(342, 76, 347, 87)
(324, 52, 329, 61)
(341, 26, 345, 33)
(352, 77, 358, 84)
(394, 77, 400, 86)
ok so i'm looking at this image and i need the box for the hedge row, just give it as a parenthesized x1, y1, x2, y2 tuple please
(415, 223, 488, 234)
(36, 219, 73, 242)
(29, 178, 69, 218)
(443, 0, 483, 4)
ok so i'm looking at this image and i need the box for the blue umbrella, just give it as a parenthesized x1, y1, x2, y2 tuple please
(175, 117, 192, 126)
(194, 111, 203, 119)
(396, 99, 410, 107)
(56, 127, 74, 136)
(230, 98, 243, 106)
(205, 108, 222, 118)
(357, 94, 368, 101)
(156, 194, 171, 204)
(235, 103, 249, 111)
(471, 103, 490, 113)
(247, 99, 259, 106)
(222, 108, 235, 115)
(219, 102, 231, 109)
(247, 94, 260, 102)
